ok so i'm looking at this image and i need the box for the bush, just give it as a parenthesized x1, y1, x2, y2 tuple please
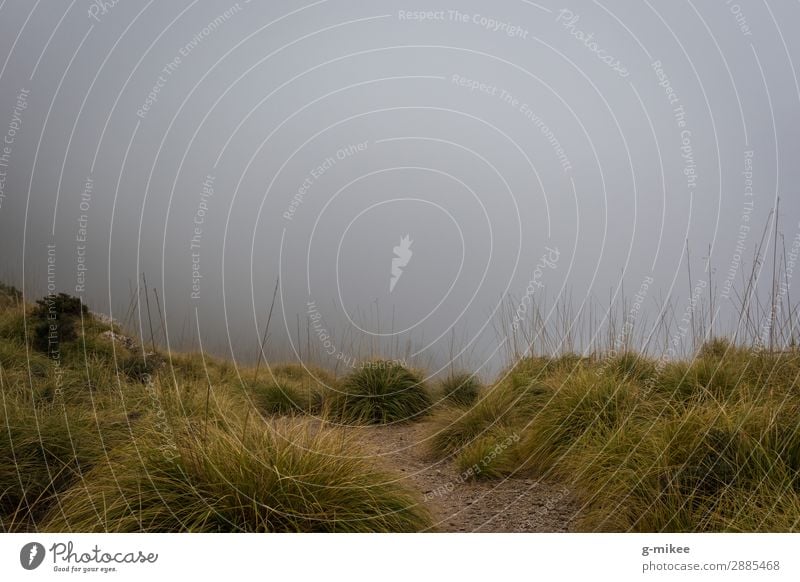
(439, 372, 482, 407)
(29, 293, 87, 354)
(329, 361, 431, 424)
(32, 293, 86, 319)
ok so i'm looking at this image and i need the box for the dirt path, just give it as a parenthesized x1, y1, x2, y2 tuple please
(355, 420, 581, 532)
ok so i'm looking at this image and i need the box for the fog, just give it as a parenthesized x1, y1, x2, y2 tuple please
(1, 1, 798, 378)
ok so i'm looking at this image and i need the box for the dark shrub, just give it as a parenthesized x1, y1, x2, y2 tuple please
(29, 293, 87, 354)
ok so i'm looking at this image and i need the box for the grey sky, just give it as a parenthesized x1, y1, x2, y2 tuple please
(0, 1, 798, 376)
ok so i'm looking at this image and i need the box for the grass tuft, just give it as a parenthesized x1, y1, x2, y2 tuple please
(438, 372, 482, 407)
(328, 361, 431, 424)
(42, 420, 431, 532)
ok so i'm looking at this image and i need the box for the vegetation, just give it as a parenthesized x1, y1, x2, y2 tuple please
(29, 292, 88, 354)
(328, 361, 431, 424)
(247, 364, 333, 415)
(0, 285, 430, 532)
(43, 421, 430, 532)
(426, 344, 800, 531)
(3, 278, 800, 532)
(438, 372, 482, 407)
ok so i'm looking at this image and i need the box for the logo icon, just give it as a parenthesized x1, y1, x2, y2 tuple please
(20, 542, 45, 570)
(389, 235, 413, 293)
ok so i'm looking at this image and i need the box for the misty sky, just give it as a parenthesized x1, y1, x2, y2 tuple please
(0, 1, 798, 377)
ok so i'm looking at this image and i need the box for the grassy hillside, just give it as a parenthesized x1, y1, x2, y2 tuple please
(427, 348, 800, 531)
(0, 284, 430, 532)
(2, 282, 799, 532)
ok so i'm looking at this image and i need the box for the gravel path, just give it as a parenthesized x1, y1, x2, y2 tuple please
(354, 420, 581, 532)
